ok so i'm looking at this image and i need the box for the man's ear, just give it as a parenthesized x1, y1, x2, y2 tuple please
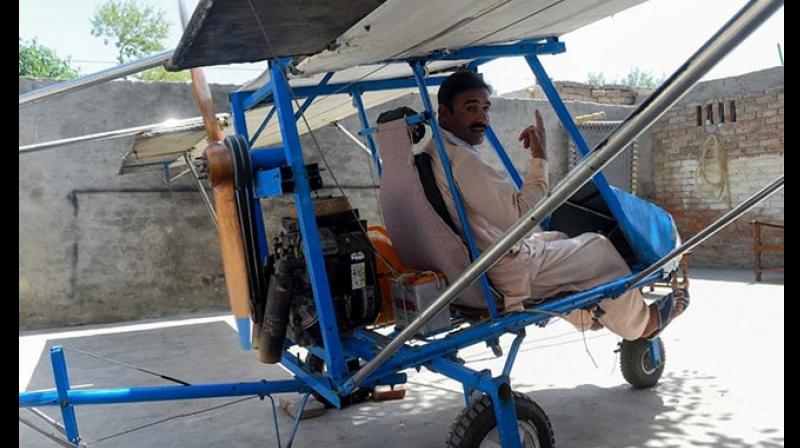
(438, 104, 450, 126)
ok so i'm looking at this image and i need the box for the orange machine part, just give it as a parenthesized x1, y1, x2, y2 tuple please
(368, 225, 406, 325)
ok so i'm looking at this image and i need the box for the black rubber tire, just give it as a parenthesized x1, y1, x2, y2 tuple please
(620, 337, 665, 389)
(447, 392, 555, 448)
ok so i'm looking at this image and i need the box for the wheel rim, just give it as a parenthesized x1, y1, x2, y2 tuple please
(480, 420, 541, 448)
(640, 347, 658, 375)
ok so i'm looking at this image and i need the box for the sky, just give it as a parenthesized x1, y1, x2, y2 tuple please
(19, 0, 783, 94)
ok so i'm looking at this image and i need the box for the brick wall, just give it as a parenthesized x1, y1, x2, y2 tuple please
(650, 67, 784, 268)
(525, 81, 652, 105)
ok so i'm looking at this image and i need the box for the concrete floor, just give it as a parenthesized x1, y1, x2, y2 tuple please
(19, 268, 783, 447)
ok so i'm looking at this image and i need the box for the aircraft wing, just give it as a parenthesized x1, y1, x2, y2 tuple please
(120, 0, 651, 175)
(169, 0, 648, 74)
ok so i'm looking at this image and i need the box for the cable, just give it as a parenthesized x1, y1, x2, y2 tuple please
(62, 346, 191, 386)
(698, 134, 732, 208)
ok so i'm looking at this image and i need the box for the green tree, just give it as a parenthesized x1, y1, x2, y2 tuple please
(90, 0, 189, 82)
(585, 67, 665, 89)
(620, 67, 664, 89)
(586, 72, 609, 87)
(19, 37, 80, 79)
(137, 66, 191, 82)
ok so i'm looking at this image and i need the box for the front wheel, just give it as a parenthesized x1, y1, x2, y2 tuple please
(446, 392, 555, 448)
(620, 337, 665, 389)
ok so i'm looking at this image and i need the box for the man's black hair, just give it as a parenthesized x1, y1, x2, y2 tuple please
(437, 71, 492, 111)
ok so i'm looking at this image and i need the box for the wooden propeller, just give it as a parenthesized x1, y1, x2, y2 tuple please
(179, 0, 252, 350)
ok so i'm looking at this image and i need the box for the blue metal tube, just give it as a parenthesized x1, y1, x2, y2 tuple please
(351, 88, 382, 176)
(230, 92, 251, 142)
(649, 338, 662, 366)
(409, 61, 499, 318)
(485, 126, 522, 189)
(427, 358, 521, 447)
(20, 380, 308, 407)
(51, 347, 80, 444)
(243, 80, 274, 110)
(502, 331, 526, 378)
(525, 55, 592, 158)
(524, 54, 674, 261)
(490, 386, 523, 448)
(249, 107, 276, 147)
(236, 41, 565, 111)
(428, 358, 498, 392)
(402, 39, 565, 64)
(238, 75, 449, 103)
(270, 61, 348, 381)
(280, 350, 341, 409)
(294, 72, 335, 120)
(250, 147, 286, 170)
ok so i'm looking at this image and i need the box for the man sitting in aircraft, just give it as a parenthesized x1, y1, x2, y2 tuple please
(421, 70, 687, 340)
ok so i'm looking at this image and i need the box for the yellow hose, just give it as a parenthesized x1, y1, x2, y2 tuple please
(698, 134, 732, 208)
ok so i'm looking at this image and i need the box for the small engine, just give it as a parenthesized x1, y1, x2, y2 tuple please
(261, 198, 382, 356)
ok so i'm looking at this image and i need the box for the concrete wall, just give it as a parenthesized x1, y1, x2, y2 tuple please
(19, 78, 238, 330)
(650, 67, 784, 268)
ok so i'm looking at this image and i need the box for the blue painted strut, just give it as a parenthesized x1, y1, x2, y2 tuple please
(268, 60, 348, 381)
(485, 125, 523, 189)
(409, 61, 500, 318)
(352, 87, 382, 176)
(51, 346, 80, 444)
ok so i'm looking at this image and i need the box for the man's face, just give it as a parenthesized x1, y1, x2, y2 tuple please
(439, 88, 492, 145)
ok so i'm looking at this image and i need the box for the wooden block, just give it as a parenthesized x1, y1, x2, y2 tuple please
(279, 395, 327, 420)
(372, 385, 406, 401)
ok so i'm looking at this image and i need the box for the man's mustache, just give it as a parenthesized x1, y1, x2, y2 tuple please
(470, 124, 487, 132)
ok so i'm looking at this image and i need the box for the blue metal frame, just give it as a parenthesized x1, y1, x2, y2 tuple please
(341, 271, 661, 388)
(351, 87, 382, 176)
(51, 346, 80, 444)
(19, 39, 673, 448)
(268, 60, 349, 382)
(485, 125, 523, 189)
(524, 54, 660, 259)
(249, 106, 275, 147)
(428, 357, 522, 448)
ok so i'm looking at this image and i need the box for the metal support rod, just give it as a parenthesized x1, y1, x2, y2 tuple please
(648, 338, 662, 367)
(502, 330, 526, 378)
(348, 0, 783, 390)
(18, 417, 79, 448)
(19, 50, 174, 107)
(485, 125, 522, 189)
(20, 379, 307, 407)
(50, 347, 80, 444)
(249, 107, 276, 147)
(295, 72, 335, 121)
(183, 153, 218, 227)
(28, 407, 66, 435)
(331, 121, 373, 157)
(629, 175, 784, 285)
(270, 60, 348, 381)
(352, 88, 383, 176)
(409, 61, 500, 319)
(19, 115, 220, 154)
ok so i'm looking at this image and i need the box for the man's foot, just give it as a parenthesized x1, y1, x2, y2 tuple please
(641, 289, 689, 339)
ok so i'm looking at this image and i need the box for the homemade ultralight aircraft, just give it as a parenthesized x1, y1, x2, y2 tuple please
(19, 0, 784, 446)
